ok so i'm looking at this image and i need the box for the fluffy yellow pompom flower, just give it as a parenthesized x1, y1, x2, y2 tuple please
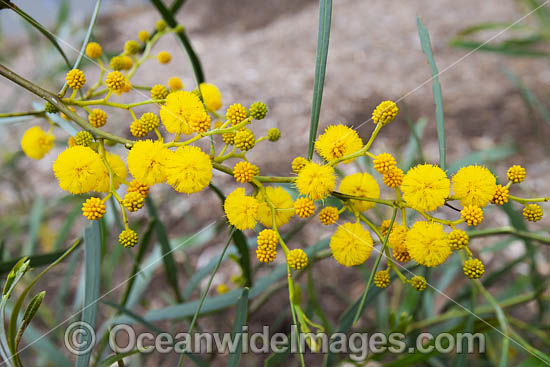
(85, 42, 102, 59)
(507, 165, 526, 183)
(401, 164, 450, 212)
(165, 146, 213, 194)
(233, 161, 257, 183)
(199, 83, 222, 111)
(330, 222, 373, 267)
(127, 140, 170, 185)
(295, 197, 315, 218)
(405, 221, 451, 267)
(388, 224, 408, 249)
(256, 187, 294, 228)
(452, 165, 497, 208)
(66, 69, 86, 89)
(296, 162, 336, 200)
(224, 188, 259, 230)
(319, 206, 339, 225)
(291, 157, 308, 173)
(95, 152, 128, 192)
(372, 100, 398, 125)
(157, 51, 172, 64)
(160, 91, 207, 135)
(373, 153, 396, 174)
(168, 76, 183, 91)
(53, 146, 104, 194)
(461, 205, 484, 226)
(523, 204, 543, 222)
(287, 249, 308, 270)
(82, 197, 106, 220)
(314, 124, 363, 163)
(20, 126, 55, 160)
(338, 172, 380, 212)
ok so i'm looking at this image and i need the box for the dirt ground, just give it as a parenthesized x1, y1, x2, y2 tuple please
(0, 0, 549, 365)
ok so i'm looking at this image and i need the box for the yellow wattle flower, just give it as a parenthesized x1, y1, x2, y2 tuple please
(405, 221, 451, 267)
(127, 140, 170, 186)
(452, 165, 497, 208)
(53, 146, 104, 194)
(295, 162, 335, 200)
(330, 222, 373, 267)
(401, 164, 450, 212)
(20, 126, 55, 160)
(224, 188, 259, 230)
(256, 186, 294, 228)
(159, 91, 207, 135)
(338, 172, 380, 212)
(199, 83, 222, 111)
(165, 146, 213, 194)
(95, 152, 128, 193)
(314, 124, 363, 163)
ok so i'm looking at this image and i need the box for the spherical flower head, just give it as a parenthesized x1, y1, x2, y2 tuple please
(85, 42, 102, 59)
(233, 161, 257, 183)
(374, 270, 391, 288)
(222, 132, 236, 145)
(123, 191, 145, 212)
(267, 128, 281, 142)
(165, 146, 213, 194)
(461, 205, 484, 226)
(295, 197, 315, 218)
(319, 206, 339, 225)
(380, 219, 392, 236)
(105, 71, 126, 91)
(138, 30, 150, 43)
(463, 258, 485, 279)
(88, 109, 107, 128)
(130, 120, 148, 138)
(75, 131, 94, 146)
(296, 162, 336, 200)
(151, 84, 169, 100)
(140, 112, 160, 132)
(216, 284, 229, 294)
(53, 146, 104, 194)
(156, 19, 167, 32)
(523, 204, 543, 222)
(199, 83, 222, 111)
(127, 140, 170, 185)
(410, 275, 427, 291)
(160, 91, 206, 135)
(448, 229, 469, 250)
(373, 153, 397, 174)
(406, 221, 451, 267)
(257, 229, 278, 251)
(372, 100, 398, 125)
(189, 112, 211, 134)
(121, 56, 133, 70)
(82, 197, 106, 220)
(249, 101, 268, 120)
(491, 184, 509, 206)
(20, 126, 54, 160)
(314, 124, 363, 163)
(330, 222, 373, 267)
(124, 40, 140, 55)
(234, 128, 255, 151)
(257, 247, 277, 263)
(224, 188, 259, 230)
(119, 229, 138, 248)
(226, 103, 249, 125)
(507, 165, 526, 183)
(44, 101, 58, 114)
(452, 165, 497, 208)
(157, 51, 172, 64)
(66, 69, 86, 90)
(110, 56, 126, 71)
(388, 224, 408, 249)
(95, 152, 127, 193)
(338, 172, 380, 212)
(393, 242, 411, 263)
(401, 164, 450, 212)
(383, 167, 404, 188)
(127, 180, 150, 197)
(256, 186, 294, 228)
(288, 249, 308, 270)
(168, 76, 184, 91)
(291, 157, 308, 173)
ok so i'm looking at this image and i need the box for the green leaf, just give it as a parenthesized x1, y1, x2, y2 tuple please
(449, 39, 549, 57)
(96, 349, 148, 367)
(14, 291, 45, 351)
(76, 222, 101, 367)
(232, 229, 253, 287)
(146, 197, 183, 302)
(228, 288, 249, 367)
(22, 196, 43, 256)
(0, 245, 81, 275)
(417, 17, 446, 170)
(71, 0, 101, 71)
(307, 0, 332, 160)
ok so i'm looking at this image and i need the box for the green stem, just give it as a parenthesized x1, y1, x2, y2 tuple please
(508, 195, 549, 204)
(331, 191, 395, 206)
(467, 226, 550, 244)
(0, 111, 44, 118)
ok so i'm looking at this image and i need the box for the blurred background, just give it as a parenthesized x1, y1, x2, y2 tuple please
(0, 0, 549, 365)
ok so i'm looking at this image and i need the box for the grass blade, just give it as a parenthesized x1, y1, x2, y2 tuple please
(22, 196, 43, 256)
(0, 245, 81, 274)
(227, 288, 249, 367)
(96, 349, 147, 367)
(76, 222, 101, 367)
(307, 0, 332, 160)
(417, 17, 446, 170)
